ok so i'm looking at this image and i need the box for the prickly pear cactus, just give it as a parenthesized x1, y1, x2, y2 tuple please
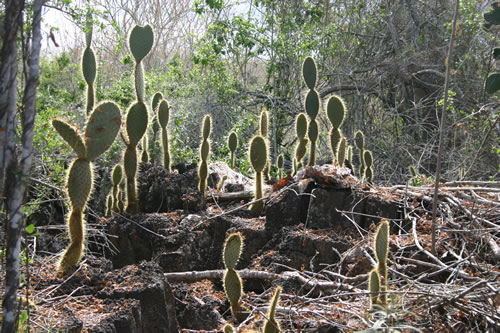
(263, 286, 282, 333)
(121, 24, 154, 214)
(326, 95, 347, 165)
(53, 101, 121, 274)
(199, 115, 211, 193)
(260, 108, 271, 180)
(374, 219, 390, 305)
(354, 130, 365, 178)
(158, 99, 171, 172)
(223, 233, 248, 323)
(249, 135, 268, 214)
(277, 153, 284, 179)
(294, 113, 308, 175)
(337, 137, 347, 167)
(368, 268, 381, 307)
(111, 164, 122, 212)
(227, 131, 238, 169)
(302, 57, 320, 166)
(364, 150, 374, 183)
(82, 13, 96, 116)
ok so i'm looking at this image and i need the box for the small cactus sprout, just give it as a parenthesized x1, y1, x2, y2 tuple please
(158, 99, 171, 172)
(199, 114, 211, 193)
(408, 164, 418, 178)
(82, 12, 96, 116)
(53, 101, 122, 274)
(263, 286, 282, 333)
(277, 154, 284, 179)
(223, 324, 235, 333)
(227, 131, 238, 169)
(223, 232, 248, 323)
(368, 268, 381, 307)
(302, 57, 320, 166)
(364, 150, 374, 183)
(374, 219, 390, 305)
(294, 113, 308, 175)
(249, 135, 268, 214)
(111, 164, 122, 212)
(217, 175, 227, 192)
(337, 137, 347, 167)
(105, 194, 112, 216)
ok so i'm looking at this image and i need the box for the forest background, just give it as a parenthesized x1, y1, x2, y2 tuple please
(0, 0, 499, 331)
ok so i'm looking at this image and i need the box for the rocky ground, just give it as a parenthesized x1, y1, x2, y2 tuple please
(5, 162, 499, 332)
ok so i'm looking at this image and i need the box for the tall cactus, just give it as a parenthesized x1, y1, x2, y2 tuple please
(53, 102, 122, 273)
(82, 12, 96, 116)
(302, 57, 320, 166)
(354, 130, 365, 178)
(227, 131, 238, 169)
(263, 286, 282, 333)
(364, 149, 374, 184)
(368, 219, 390, 307)
(150, 92, 163, 164)
(260, 108, 271, 179)
(293, 113, 308, 175)
(277, 154, 284, 179)
(249, 135, 268, 214)
(111, 164, 122, 212)
(158, 99, 171, 172)
(199, 114, 211, 193)
(122, 24, 154, 214)
(325, 95, 347, 165)
(223, 232, 248, 323)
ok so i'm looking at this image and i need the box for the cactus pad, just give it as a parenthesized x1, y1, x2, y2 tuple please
(368, 268, 380, 306)
(308, 119, 318, 142)
(85, 102, 122, 161)
(67, 159, 93, 210)
(158, 99, 170, 127)
(82, 47, 96, 85)
(52, 118, 86, 159)
(260, 108, 269, 137)
(354, 130, 365, 150)
(326, 95, 346, 128)
(125, 102, 148, 146)
(277, 154, 284, 169)
(228, 131, 238, 152)
(296, 113, 308, 139)
(152, 92, 163, 113)
(304, 89, 320, 119)
(302, 56, 317, 90)
(249, 135, 268, 173)
(223, 232, 243, 269)
(112, 164, 123, 185)
(364, 150, 373, 167)
(374, 219, 389, 275)
(129, 24, 154, 62)
(202, 114, 211, 140)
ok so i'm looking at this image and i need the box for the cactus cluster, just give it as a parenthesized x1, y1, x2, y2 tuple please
(121, 24, 154, 213)
(293, 113, 308, 175)
(53, 102, 122, 273)
(263, 286, 282, 333)
(223, 232, 248, 323)
(368, 219, 390, 307)
(198, 114, 211, 193)
(227, 131, 238, 169)
(249, 135, 268, 214)
(302, 57, 320, 166)
(326, 95, 347, 166)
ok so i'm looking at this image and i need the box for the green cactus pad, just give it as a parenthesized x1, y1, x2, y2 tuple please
(347, 145, 353, 163)
(338, 137, 347, 166)
(67, 159, 93, 210)
(263, 286, 282, 333)
(277, 154, 284, 169)
(198, 161, 208, 189)
(408, 165, 417, 177)
(330, 128, 342, 155)
(158, 100, 170, 127)
(85, 102, 122, 161)
(86, 86, 95, 116)
(304, 89, 320, 119)
(134, 63, 145, 102)
(296, 113, 308, 139)
(52, 118, 86, 159)
(366, 166, 374, 183)
(125, 102, 148, 146)
(249, 135, 268, 173)
(112, 164, 123, 185)
(200, 140, 210, 161)
(152, 92, 163, 113)
(295, 138, 308, 162)
(224, 268, 242, 305)
(202, 115, 211, 140)
(129, 24, 154, 62)
(260, 109, 269, 137)
(368, 268, 380, 306)
(364, 150, 373, 167)
(223, 233, 243, 269)
(326, 95, 346, 128)
(308, 119, 318, 142)
(374, 219, 389, 270)
(82, 47, 96, 85)
(302, 56, 317, 90)
(228, 131, 238, 152)
(354, 130, 365, 150)
(124, 147, 137, 179)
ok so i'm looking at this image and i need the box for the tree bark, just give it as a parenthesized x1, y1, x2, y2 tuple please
(2, 0, 42, 332)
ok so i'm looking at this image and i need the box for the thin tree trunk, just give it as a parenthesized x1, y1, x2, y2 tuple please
(2, 0, 42, 332)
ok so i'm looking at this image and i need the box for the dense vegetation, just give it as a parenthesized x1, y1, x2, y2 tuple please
(1, 0, 499, 331)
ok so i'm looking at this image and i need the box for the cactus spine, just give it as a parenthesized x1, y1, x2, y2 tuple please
(53, 102, 122, 273)
(302, 57, 320, 166)
(249, 135, 268, 214)
(122, 25, 154, 214)
(82, 12, 96, 116)
(158, 99, 171, 172)
(223, 232, 248, 323)
(199, 114, 211, 193)
(368, 219, 390, 307)
(293, 113, 308, 175)
(326, 95, 347, 165)
(263, 286, 282, 333)
(227, 131, 238, 169)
